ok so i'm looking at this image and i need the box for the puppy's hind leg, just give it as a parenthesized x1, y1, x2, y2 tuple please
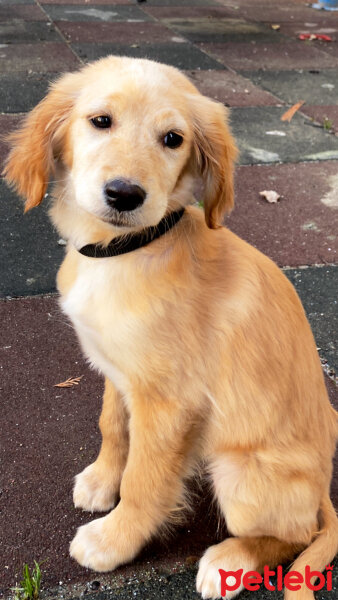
(197, 536, 302, 599)
(73, 378, 129, 512)
(197, 452, 318, 599)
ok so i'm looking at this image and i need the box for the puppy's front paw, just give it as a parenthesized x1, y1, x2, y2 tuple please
(70, 516, 120, 572)
(70, 508, 143, 572)
(73, 461, 119, 512)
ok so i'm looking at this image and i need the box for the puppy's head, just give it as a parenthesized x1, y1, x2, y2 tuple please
(3, 56, 237, 243)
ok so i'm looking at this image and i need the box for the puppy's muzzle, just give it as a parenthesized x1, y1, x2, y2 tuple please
(104, 179, 146, 212)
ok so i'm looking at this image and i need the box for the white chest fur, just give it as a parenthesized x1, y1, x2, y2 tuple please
(60, 257, 137, 394)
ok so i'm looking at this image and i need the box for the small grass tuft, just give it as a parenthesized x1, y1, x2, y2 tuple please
(323, 117, 333, 131)
(12, 561, 42, 600)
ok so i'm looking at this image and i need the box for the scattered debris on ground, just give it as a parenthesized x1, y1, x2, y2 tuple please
(259, 190, 281, 203)
(281, 101, 305, 122)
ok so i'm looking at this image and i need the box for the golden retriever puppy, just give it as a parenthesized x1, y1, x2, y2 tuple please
(4, 56, 337, 600)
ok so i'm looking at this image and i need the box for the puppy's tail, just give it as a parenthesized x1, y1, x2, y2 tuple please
(284, 493, 338, 599)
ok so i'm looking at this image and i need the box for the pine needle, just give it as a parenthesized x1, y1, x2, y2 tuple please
(281, 101, 305, 122)
(54, 375, 83, 388)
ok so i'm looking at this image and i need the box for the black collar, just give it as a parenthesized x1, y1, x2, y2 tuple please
(78, 208, 185, 258)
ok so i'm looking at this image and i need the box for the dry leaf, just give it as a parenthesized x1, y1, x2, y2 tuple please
(54, 375, 83, 388)
(259, 190, 281, 204)
(281, 101, 305, 122)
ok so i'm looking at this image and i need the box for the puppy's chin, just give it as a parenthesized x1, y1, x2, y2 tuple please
(101, 213, 141, 230)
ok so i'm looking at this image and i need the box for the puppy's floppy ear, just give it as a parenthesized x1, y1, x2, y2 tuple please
(190, 94, 238, 229)
(3, 73, 76, 212)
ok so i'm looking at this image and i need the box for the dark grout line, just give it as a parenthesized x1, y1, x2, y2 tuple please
(35, 0, 85, 66)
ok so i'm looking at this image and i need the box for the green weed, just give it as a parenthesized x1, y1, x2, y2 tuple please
(323, 117, 333, 131)
(11, 561, 42, 600)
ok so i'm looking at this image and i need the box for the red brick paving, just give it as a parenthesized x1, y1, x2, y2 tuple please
(197, 40, 338, 70)
(0, 5, 47, 20)
(231, 161, 338, 266)
(0, 43, 81, 75)
(185, 69, 281, 106)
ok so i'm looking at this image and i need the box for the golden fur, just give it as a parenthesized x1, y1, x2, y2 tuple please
(4, 56, 337, 599)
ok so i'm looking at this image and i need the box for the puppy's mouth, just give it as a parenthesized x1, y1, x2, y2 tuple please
(101, 209, 140, 229)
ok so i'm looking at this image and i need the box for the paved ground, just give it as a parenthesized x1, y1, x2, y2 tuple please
(0, 0, 338, 598)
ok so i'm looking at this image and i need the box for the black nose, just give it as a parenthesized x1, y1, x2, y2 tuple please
(104, 179, 146, 212)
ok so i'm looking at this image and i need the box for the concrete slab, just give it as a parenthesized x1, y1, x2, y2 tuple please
(72, 42, 224, 69)
(184, 69, 281, 106)
(0, 72, 52, 112)
(161, 17, 282, 44)
(0, 182, 64, 298)
(230, 106, 338, 165)
(0, 5, 47, 21)
(0, 20, 62, 44)
(301, 105, 338, 134)
(43, 4, 152, 23)
(0, 43, 80, 74)
(198, 40, 338, 70)
(229, 161, 338, 267)
(284, 266, 338, 372)
(241, 69, 338, 105)
(57, 20, 179, 44)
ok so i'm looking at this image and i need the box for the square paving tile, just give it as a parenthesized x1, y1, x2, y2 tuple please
(185, 69, 280, 106)
(0, 5, 47, 20)
(43, 4, 152, 22)
(161, 17, 280, 44)
(72, 41, 224, 69)
(199, 41, 338, 70)
(229, 161, 338, 267)
(57, 20, 179, 44)
(142, 6, 235, 19)
(229, 106, 338, 165)
(0, 72, 52, 112)
(0, 21, 62, 44)
(242, 69, 338, 105)
(0, 43, 80, 74)
(227, 3, 321, 24)
(0, 182, 64, 297)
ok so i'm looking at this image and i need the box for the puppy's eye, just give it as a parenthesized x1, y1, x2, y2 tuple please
(163, 131, 183, 149)
(90, 115, 112, 129)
